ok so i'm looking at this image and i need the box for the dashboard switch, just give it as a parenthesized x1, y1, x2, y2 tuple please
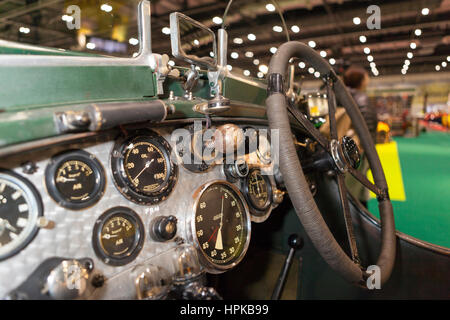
(150, 215, 178, 242)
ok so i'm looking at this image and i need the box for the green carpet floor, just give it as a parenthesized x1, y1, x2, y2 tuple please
(368, 131, 450, 248)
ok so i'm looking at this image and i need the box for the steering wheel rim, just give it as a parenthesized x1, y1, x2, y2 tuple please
(266, 41, 396, 287)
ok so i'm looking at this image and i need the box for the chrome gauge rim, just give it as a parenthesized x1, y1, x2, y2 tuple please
(0, 170, 43, 261)
(191, 180, 251, 273)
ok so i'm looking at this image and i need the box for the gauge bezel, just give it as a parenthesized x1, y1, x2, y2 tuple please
(92, 206, 145, 266)
(45, 150, 106, 210)
(111, 129, 178, 205)
(0, 169, 43, 261)
(243, 168, 273, 216)
(191, 180, 251, 274)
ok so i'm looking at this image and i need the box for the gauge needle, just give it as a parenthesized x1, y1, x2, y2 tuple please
(215, 196, 224, 250)
(56, 177, 76, 183)
(132, 159, 154, 182)
(0, 218, 17, 233)
(102, 234, 118, 240)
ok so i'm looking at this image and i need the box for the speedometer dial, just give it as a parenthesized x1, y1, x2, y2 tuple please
(193, 181, 251, 272)
(0, 170, 42, 261)
(111, 130, 178, 205)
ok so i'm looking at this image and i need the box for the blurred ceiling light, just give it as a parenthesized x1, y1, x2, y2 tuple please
(410, 42, 417, 49)
(414, 29, 422, 36)
(364, 47, 371, 54)
(86, 42, 96, 50)
(132, 52, 139, 58)
(233, 37, 243, 44)
(447, 56, 450, 62)
(168, 60, 175, 66)
(19, 27, 30, 34)
(230, 52, 239, 59)
(62, 15, 73, 22)
(270, 47, 277, 54)
(404, 59, 410, 65)
(442, 62, 447, 68)
(435, 65, 440, 71)
(247, 34, 256, 41)
(266, 3, 276, 12)
(314, 71, 321, 78)
(421, 8, 430, 16)
(359, 35, 367, 43)
(407, 52, 413, 59)
(259, 64, 269, 74)
(162, 27, 171, 35)
(227, 65, 233, 71)
(193, 39, 200, 46)
(243, 70, 251, 76)
(299, 62, 306, 68)
(329, 58, 336, 65)
(353, 17, 361, 25)
(308, 40, 316, 48)
(308, 67, 315, 74)
(320, 50, 327, 57)
(401, 69, 407, 75)
(273, 25, 283, 32)
(253, 59, 260, 65)
(100, 4, 113, 12)
(129, 38, 139, 46)
(257, 72, 264, 78)
(291, 25, 300, 33)
(209, 51, 215, 57)
(370, 62, 376, 68)
(212, 16, 223, 25)
(245, 51, 254, 58)
(367, 55, 374, 62)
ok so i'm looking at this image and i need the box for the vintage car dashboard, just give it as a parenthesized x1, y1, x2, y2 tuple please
(0, 122, 286, 299)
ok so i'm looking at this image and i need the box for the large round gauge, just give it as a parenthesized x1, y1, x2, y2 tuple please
(243, 168, 272, 215)
(192, 181, 251, 272)
(45, 150, 106, 210)
(92, 207, 144, 266)
(0, 169, 43, 261)
(111, 130, 177, 205)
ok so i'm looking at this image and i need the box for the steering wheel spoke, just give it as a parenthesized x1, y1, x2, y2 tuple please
(347, 166, 383, 197)
(337, 174, 360, 264)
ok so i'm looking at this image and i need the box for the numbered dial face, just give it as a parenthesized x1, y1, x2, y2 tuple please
(92, 207, 144, 266)
(245, 169, 272, 212)
(111, 131, 178, 205)
(123, 142, 168, 194)
(46, 150, 105, 210)
(194, 182, 250, 270)
(0, 171, 42, 261)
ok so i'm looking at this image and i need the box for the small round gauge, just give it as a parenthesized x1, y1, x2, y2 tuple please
(193, 181, 251, 272)
(92, 207, 144, 266)
(0, 169, 43, 261)
(111, 130, 177, 205)
(244, 168, 272, 214)
(45, 150, 105, 210)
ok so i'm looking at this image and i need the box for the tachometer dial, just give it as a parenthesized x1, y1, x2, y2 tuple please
(193, 181, 250, 272)
(0, 170, 43, 261)
(111, 130, 177, 205)
(244, 168, 272, 214)
(92, 207, 144, 266)
(45, 150, 105, 210)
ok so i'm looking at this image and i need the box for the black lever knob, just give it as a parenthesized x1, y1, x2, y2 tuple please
(149, 215, 178, 242)
(271, 234, 303, 300)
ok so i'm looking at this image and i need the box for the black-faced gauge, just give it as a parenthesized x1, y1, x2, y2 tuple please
(192, 181, 251, 272)
(111, 130, 177, 205)
(243, 168, 272, 215)
(45, 150, 106, 210)
(92, 206, 144, 266)
(0, 169, 43, 261)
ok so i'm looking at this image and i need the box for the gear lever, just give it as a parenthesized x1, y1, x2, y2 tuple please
(271, 234, 303, 300)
